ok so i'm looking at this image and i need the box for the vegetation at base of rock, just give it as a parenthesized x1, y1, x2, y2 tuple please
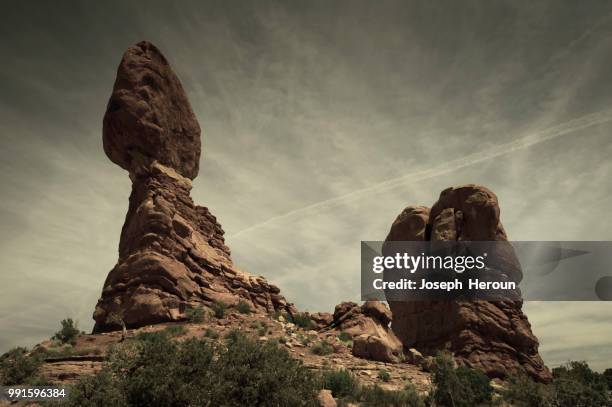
(503, 373, 554, 407)
(503, 361, 611, 407)
(0, 347, 42, 385)
(236, 300, 252, 314)
(378, 369, 391, 382)
(62, 330, 320, 406)
(311, 340, 335, 356)
(552, 361, 610, 407)
(287, 312, 316, 330)
(322, 369, 424, 406)
(52, 318, 80, 345)
(338, 331, 352, 342)
(429, 352, 493, 407)
(184, 306, 206, 323)
(211, 301, 227, 318)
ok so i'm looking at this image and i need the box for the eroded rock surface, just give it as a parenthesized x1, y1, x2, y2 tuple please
(385, 185, 551, 382)
(324, 301, 403, 363)
(93, 42, 295, 332)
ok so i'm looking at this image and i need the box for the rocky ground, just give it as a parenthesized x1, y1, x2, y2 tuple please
(34, 308, 431, 394)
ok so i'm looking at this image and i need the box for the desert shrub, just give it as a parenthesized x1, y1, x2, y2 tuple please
(211, 301, 227, 318)
(209, 331, 320, 406)
(236, 300, 252, 314)
(290, 313, 316, 330)
(429, 352, 492, 407)
(551, 361, 610, 407)
(311, 341, 334, 356)
(53, 318, 80, 345)
(64, 370, 128, 407)
(359, 384, 424, 407)
(503, 373, 554, 407)
(322, 369, 360, 399)
(277, 336, 287, 344)
(378, 369, 391, 382)
(163, 325, 187, 337)
(132, 330, 168, 342)
(0, 347, 42, 385)
(203, 328, 219, 339)
(455, 366, 493, 405)
(64, 330, 319, 406)
(604, 368, 612, 389)
(185, 306, 206, 323)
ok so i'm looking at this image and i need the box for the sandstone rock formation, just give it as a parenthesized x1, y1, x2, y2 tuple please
(325, 301, 403, 363)
(93, 42, 295, 332)
(385, 185, 551, 382)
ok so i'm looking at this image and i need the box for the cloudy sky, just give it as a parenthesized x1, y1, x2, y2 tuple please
(1, 0, 612, 370)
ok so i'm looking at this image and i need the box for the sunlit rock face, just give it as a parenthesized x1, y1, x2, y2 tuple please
(386, 185, 552, 383)
(93, 42, 295, 332)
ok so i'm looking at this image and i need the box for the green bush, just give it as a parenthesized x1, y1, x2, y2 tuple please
(377, 369, 391, 382)
(236, 300, 252, 314)
(290, 313, 316, 330)
(338, 332, 352, 342)
(185, 306, 206, 323)
(163, 325, 187, 337)
(63, 330, 320, 406)
(53, 318, 80, 345)
(504, 373, 554, 407)
(311, 341, 334, 356)
(552, 361, 610, 407)
(211, 301, 227, 319)
(322, 369, 359, 399)
(0, 347, 42, 385)
(359, 384, 424, 407)
(604, 368, 612, 389)
(429, 352, 493, 407)
(65, 370, 128, 407)
(204, 328, 219, 339)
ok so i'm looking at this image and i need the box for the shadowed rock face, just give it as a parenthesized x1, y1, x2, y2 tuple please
(385, 185, 552, 382)
(93, 42, 295, 332)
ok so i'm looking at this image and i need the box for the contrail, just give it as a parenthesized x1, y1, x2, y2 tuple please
(229, 108, 612, 239)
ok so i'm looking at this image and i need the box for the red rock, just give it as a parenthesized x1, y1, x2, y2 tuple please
(328, 301, 403, 363)
(385, 185, 551, 382)
(93, 43, 295, 332)
(103, 41, 200, 180)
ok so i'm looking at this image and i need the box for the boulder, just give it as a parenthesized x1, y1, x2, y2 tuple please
(317, 389, 337, 407)
(328, 301, 403, 363)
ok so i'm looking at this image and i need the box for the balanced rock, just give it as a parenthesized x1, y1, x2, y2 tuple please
(385, 185, 551, 382)
(103, 41, 201, 180)
(93, 42, 295, 332)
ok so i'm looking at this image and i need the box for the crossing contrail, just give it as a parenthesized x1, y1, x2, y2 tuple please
(228, 108, 612, 239)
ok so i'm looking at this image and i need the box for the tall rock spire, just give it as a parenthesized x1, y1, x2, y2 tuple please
(93, 42, 295, 332)
(385, 185, 551, 382)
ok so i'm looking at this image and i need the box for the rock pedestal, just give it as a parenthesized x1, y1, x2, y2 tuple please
(93, 42, 294, 332)
(385, 185, 551, 382)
